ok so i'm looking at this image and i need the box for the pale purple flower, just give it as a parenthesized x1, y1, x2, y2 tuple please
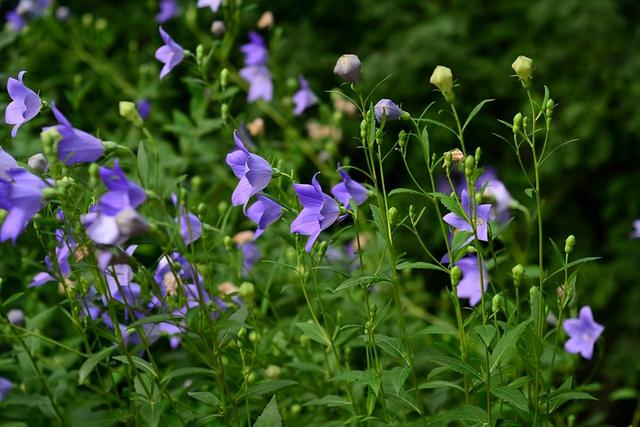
(374, 99, 402, 122)
(105, 264, 141, 307)
(241, 31, 268, 66)
(293, 76, 318, 116)
(631, 220, 640, 239)
(17, 0, 51, 16)
(331, 167, 368, 209)
(178, 211, 202, 245)
(5, 71, 42, 137)
(225, 129, 273, 206)
(563, 306, 604, 360)
(55, 6, 70, 20)
(0, 148, 18, 181)
(476, 169, 513, 223)
(333, 54, 361, 83)
(443, 190, 491, 241)
(241, 241, 260, 272)
(246, 194, 282, 238)
(239, 65, 273, 103)
(5, 11, 26, 31)
(30, 228, 74, 288)
(136, 99, 151, 120)
(0, 168, 47, 244)
(291, 173, 340, 252)
(155, 27, 184, 79)
(456, 256, 488, 306)
(47, 103, 104, 165)
(197, 0, 222, 12)
(0, 377, 12, 402)
(156, 0, 178, 23)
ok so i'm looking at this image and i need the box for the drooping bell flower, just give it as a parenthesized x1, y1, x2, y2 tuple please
(239, 65, 273, 103)
(333, 54, 361, 83)
(443, 190, 491, 242)
(225, 130, 273, 206)
(156, 0, 178, 23)
(171, 194, 202, 245)
(293, 76, 318, 116)
(374, 98, 402, 123)
(331, 167, 368, 209)
(0, 168, 48, 244)
(46, 103, 104, 165)
(5, 71, 42, 137)
(155, 27, 184, 79)
(197, 0, 222, 13)
(0, 377, 12, 402)
(0, 148, 18, 181)
(245, 194, 282, 238)
(455, 256, 488, 306)
(241, 31, 268, 66)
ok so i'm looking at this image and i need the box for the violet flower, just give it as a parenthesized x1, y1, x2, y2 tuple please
(331, 167, 368, 209)
(47, 103, 104, 165)
(241, 241, 260, 273)
(178, 211, 202, 245)
(5, 71, 42, 137)
(0, 148, 18, 181)
(156, 0, 178, 23)
(30, 229, 74, 287)
(197, 0, 222, 12)
(5, 11, 26, 31)
(476, 169, 513, 223)
(225, 129, 273, 206)
(374, 98, 402, 123)
(241, 31, 268, 66)
(563, 306, 604, 360)
(291, 173, 340, 252)
(443, 190, 491, 241)
(136, 99, 151, 120)
(0, 168, 47, 244)
(155, 27, 184, 79)
(293, 76, 318, 116)
(239, 65, 273, 103)
(0, 377, 12, 402)
(631, 220, 640, 239)
(246, 194, 282, 238)
(456, 255, 488, 306)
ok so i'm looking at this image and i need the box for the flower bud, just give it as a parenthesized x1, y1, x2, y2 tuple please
(197, 202, 207, 217)
(492, 294, 503, 314)
(28, 153, 48, 172)
(429, 65, 453, 94)
(257, 11, 274, 29)
(265, 365, 281, 379)
(564, 235, 575, 254)
(249, 331, 260, 343)
(239, 282, 255, 299)
(374, 99, 402, 123)
(317, 240, 328, 258)
(223, 236, 234, 251)
(511, 55, 533, 81)
(388, 207, 398, 225)
(89, 163, 100, 187)
(546, 99, 554, 118)
(398, 130, 406, 148)
(474, 147, 482, 164)
(522, 116, 528, 132)
(196, 44, 205, 65)
(512, 264, 524, 286)
(444, 151, 452, 170)
(119, 101, 143, 128)
(115, 208, 149, 237)
(237, 327, 247, 339)
(513, 112, 522, 134)
(221, 103, 229, 122)
(450, 266, 462, 286)
(41, 127, 61, 156)
(464, 155, 475, 177)
(211, 20, 225, 37)
(529, 285, 539, 303)
(290, 404, 302, 415)
(7, 309, 25, 326)
(220, 68, 229, 89)
(333, 54, 361, 83)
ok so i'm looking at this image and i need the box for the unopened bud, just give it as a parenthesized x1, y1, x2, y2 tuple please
(28, 153, 48, 172)
(564, 235, 575, 254)
(115, 208, 149, 237)
(223, 236, 234, 251)
(220, 68, 229, 89)
(522, 116, 528, 132)
(451, 266, 462, 286)
(239, 282, 255, 299)
(257, 11, 274, 29)
(511, 55, 533, 82)
(492, 294, 503, 314)
(211, 20, 225, 36)
(249, 331, 260, 343)
(529, 285, 539, 302)
(397, 130, 406, 148)
(89, 163, 100, 187)
(512, 264, 524, 286)
(317, 241, 328, 258)
(333, 54, 361, 83)
(290, 404, 302, 415)
(474, 147, 482, 164)
(265, 365, 281, 379)
(41, 127, 61, 155)
(464, 155, 475, 176)
(513, 112, 522, 134)
(7, 309, 25, 325)
(429, 65, 453, 94)
(546, 99, 554, 118)
(388, 207, 398, 225)
(197, 203, 207, 217)
(237, 327, 247, 339)
(221, 103, 229, 122)
(444, 151, 452, 169)
(119, 101, 143, 128)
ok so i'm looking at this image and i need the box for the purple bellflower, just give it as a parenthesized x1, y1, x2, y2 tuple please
(225, 129, 273, 206)
(136, 99, 151, 120)
(631, 220, 640, 239)
(293, 76, 318, 116)
(171, 193, 202, 245)
(240, 65, 273, 103)
(563, 306, 604, 360)
(155, 27, 184, 79)
(246, 194, 282, 238)
(331, 167, 368, 209)
(374, 98, 402, 123)
(105, 264, 142, 308)
(0, 168, 47, 244)
(476, 169, 513, 223)
(5, 71, 42, 137)
(0, 377, 12, 402)
(30, 228, 74, 287)
(241, 241, 260, 273)
(241, 32, 268, 66)
(443, 190, 491, 242)
(0, 148, 18, 181)
(5, 10, 26, 31)
(197, 0, 222, 12)
(455, 255, 488, 306)
(48, 103, 104, 165)
(156, 0, 178, 23)
(291, 173, 340, 252)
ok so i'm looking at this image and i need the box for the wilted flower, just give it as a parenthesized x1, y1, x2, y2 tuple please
(156, 0, 178, 23)
(333, 54, 361, 83)
(197, 0, 222, 12)
(291, 173, 340, 252)
(0, 168, 48, 244)
(233, 231, 254, 246)
(257, 11, 274, 29)
(47, 103, 104, 165)
(443, 190, 491, 241)
(511, 55, 533, 81)
(429, 65, 453, 93)
(331, 167, 367, 209)
(374, 98, 402, 123)
(155, 27, 184, 79)
(225, 130, 273, 206)
(246, 194, 282, 238)
(456, 256, 488, 306)
(563, 306, 604, 360)
(0, 377, 12, 402)
(241, 32, 268, 66)
(5, 71, 42, 137)
(293, 76, 318, 116)
(240, 65, 273, 103)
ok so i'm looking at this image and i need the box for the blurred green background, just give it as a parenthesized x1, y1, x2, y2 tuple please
(2, 0, 640, 423)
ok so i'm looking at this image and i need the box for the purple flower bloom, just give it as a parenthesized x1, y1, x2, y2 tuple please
(179, 211, 202, 245)
(156, 0, 178, 23)
(151, 252, 209, 316)
(5, 71, 42, 137)
(105, 264, 141, 307)
(47, 103, 104, 165)
(5, 11, 26, 31)
(291, 173, 340, 252)
(239, 65, 273, 103)
(374, 98, 402, 122)
(293, 76, 318, 116)
(225, 130, 273, 206)
(563, 306, 604, 360)
(241, 32, 268, 66)
(155, 27, 184, 79)
(0, 168, 47, 244)
(0, 148, 18, 181)
(197, 0, 222, 12)
(136, 99, 151, 120)
(331, 167, 368, 209)
(0, 377, 13, 402)
(631, 220, 640, 239)
(443, 190, 491, 241)
(241, 241, 260, 272)
(246, 194, 282, 238)
(333, 54, 361, 83)
(456, 256, 488, 306)
(476, 169, 513, 223)
(30, 228, 74, 288)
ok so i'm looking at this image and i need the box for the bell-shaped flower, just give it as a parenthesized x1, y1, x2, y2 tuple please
(241, 31, 268, 66)
(0, 168, 48, 244)
(47, 103, 104, 165)
(156, 0, 178, 23)
(225, 130, 273, 206)
(5, 71, 42, 137)
(155, 27, 184, 79)
(456, 255, 488, 306)
(0, 377, 12, 402)
(246, 194, 282, 238)
(333, 54, 361, 83)
(0, 148, 18, 181)
(293, 76, 318, 116)
(331, 167, 368, 209)
(198, 0, 222, 12)
(443, 190, 491, 242)
(291, 173, 340, 252)
(563, 306, 604, 360)
(374, 98, 402, 123)
(239, 65, 273, 103)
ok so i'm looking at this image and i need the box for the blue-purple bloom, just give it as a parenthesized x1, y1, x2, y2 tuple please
(443, 190, 491, 241)
(331, 167, 368, 209)
(563, 306, 604, 360)
(240, 65, 273, 103)
(476, 169, 513, 223)
(136, 99, 151, 120)
(241, 32, 268, 66)
(225, 130, 273, 206)
(291, 173, 340, 252)
(456, 255, 488, 306)
(155, 27, 184, 79)
(293, 76, 318, 116)
(156, 0, 178, 23)
(0, 148, 18, 181)
(241, 241, 260, 273)
(47, 103, 104, 165)
(246, 194, 282, 238)
(0, 168, 47, 244)
(30, 228, 74, 287)
(0, 377, 12, 402)
(197, 0, 222, 12)
(5, 11, 26, 31)
(631, 220, 640, 239)
(5, 71, 42, 137)
(374, 98, 402, 123)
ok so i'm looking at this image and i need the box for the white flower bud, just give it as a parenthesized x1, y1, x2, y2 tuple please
(333, 54, 361, 83)
(511, 56, 533, 81)
(429, 65, 453, 93)
(28, 153, 48, 172)
(210, 20, 225, 37)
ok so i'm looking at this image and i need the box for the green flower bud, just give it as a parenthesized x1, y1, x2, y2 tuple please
(246, 372, 256, 384)
(512, 264, 524, 286)
(546, 99, 554, 118)
(529, 285, 539, 302)
(249, 331, 260, 343)
(429, 65, 454, 94)
(41, 127, 61, 156)
(511, 55, 533, 82)
(195, 44, 204, 65)
(239, 282, 255, 299)
(388, 207, 398, 225)
(450, 266, 462, 286)
(522, 116, 528, 132)
(220, 68, 229, 89)
(444, 151, 452, 170)
(119, 101, 143, 128)
(89, 163, 100, 187)
(492, 294, 504, 314)
(196, 203, 207, 217)
(398, 130, 406, 148)
(290, 404, 302, 415)
(474, 147, 482, 164)
(317, 240, 328, 258)
(513, 112, 522, 134)
(217, 200, 228, 215)
(564, 235, 575, 254)
(237, 327, 247, 339)
(191, 175, 202, 191)
(265, 365, 281, 379)
(221, 103, 229, 122)
(95, 18, 107, 31)
(223, 236, 234, 251)
(464, 155, 475, 177)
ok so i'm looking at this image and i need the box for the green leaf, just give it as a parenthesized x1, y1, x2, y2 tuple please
(473, 325, 497, 347)
(489, 320, 530, 373)
(295, 322, 331, 346)
(389, 366, 411, 394)
(395, 261, 448, 273)
(610, 388, 638, 401)
(429, 405, 488, 424)
(237, 380, 297, 400)
(217, 305, 248, 348)
(429, 192, 466, 219)
(254, 395, 282, 427)
(303, 395, 351, 408)
(524, 188, 535, 198)
(374, 334, 410, 366)
(78, 346, 114, 385)
(423, 353, 482, 380)
(137, 141, 149, 187)
(333, 275, 391, 292)
(547, 257, 601, 280)
(493, 385, 529, 412)
(388, 389, 422, 415)
(419, 380, 464, 393)
(415, 324, 458, 337)
(388, 188, 428, 198)
(113, 355, 157, 378)
(462, 99, 495, 132)
(126, 314, 174, 330)
(161, 367, 214, 385)
(188, 391, 221, 408)
(546, 391, 596, 411)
